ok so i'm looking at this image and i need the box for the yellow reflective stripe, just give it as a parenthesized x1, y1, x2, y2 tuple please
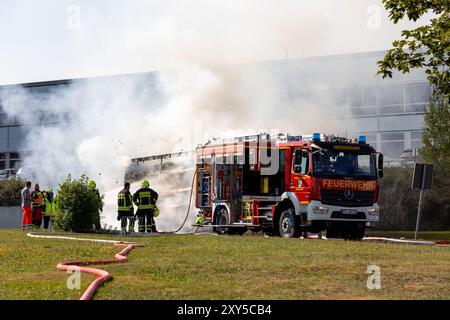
(138, 191, 152, 209)
(118, 194, 133, 211)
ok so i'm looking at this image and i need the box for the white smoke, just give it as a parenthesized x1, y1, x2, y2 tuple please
(0, 0, 429, 229)
(1, 63, 348, 229)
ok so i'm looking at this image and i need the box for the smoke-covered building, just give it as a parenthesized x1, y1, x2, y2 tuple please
(0, 50, 430, 177)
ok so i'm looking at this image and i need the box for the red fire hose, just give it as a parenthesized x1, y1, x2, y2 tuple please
(57, 242, 144, 300)
(27, 233, 144, 300)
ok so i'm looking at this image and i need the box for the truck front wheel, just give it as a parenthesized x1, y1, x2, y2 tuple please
(279, 208, 301, 238)
(350, 225, 365, 241)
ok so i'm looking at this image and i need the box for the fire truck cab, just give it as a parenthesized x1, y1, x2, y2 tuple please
(195, 133, 383, 240)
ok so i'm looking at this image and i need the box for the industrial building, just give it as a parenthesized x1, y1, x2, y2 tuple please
(0, 51, 430, 177)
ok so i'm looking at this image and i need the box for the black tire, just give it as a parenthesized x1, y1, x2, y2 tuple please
(228, 227, 247, 236)
(326, 227, 338, 239)
(214, 207, 229, 235)
(351, 226, 365, 241)
(278, 208, 301, 238)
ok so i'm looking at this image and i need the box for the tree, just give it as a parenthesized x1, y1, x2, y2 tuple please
(377, 0, 449, 97)
(378, 0, 450, 164)
(421, 96, 450, 164)
(0, 179, 25, 206)
(53, 174, 104, 233)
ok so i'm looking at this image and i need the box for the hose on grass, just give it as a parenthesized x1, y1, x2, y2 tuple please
(159, 168, 198, 235)
(27, 232, 144, 300)
(23, 169, 199, 299)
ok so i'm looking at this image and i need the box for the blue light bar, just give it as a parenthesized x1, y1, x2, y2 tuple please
(312, 133, 321, 141)
(358, 135, 366, 144)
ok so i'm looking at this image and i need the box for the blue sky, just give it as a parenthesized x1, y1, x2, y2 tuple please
(0, 0, 430, 85)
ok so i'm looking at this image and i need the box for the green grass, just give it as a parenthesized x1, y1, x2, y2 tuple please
(0, 229, 449, 300)
(366, 230, 450, 241)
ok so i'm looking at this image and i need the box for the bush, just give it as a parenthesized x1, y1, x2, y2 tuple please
(379, 165, 450, 231)
(0, 179, 25, 206)
(53, 174, 103, 233)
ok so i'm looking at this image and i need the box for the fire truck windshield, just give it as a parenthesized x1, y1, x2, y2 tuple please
(312, 150, 376, 179)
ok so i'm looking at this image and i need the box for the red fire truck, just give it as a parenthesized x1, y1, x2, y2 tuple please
(195, 133, 384, 240)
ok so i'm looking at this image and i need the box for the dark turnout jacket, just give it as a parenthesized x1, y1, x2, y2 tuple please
(117, 188, 134, 216)
(133, 187, 158, 213)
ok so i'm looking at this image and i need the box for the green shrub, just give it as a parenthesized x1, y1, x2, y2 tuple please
(379, 164, 450, 231)
(53, 174, 103, 233)
(0, 179, 25, 206)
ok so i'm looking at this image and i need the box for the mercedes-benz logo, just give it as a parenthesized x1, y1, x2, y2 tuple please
(344, 189, 354, 200)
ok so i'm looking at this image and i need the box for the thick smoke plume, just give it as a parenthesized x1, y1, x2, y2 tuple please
(1, 64, 345, 229)
(3, 0, 418, 229)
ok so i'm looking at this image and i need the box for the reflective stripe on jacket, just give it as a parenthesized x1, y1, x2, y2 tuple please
(118, 189, 134, 212)
(133, 187, 158, 210)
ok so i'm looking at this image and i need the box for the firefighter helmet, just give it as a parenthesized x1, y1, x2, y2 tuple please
(141, 179, 150, 188)
(88, 180, 97, 189)
(153, 207, 160, 218)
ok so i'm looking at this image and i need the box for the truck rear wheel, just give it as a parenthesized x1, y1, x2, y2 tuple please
(279, 208, 301, 238)
(214, 207, 229, 235)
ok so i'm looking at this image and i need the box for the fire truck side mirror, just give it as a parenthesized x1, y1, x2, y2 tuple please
(377, 153, 384, 178)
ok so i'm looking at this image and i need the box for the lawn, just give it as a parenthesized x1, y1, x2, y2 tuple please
(0, 229, 449, 300)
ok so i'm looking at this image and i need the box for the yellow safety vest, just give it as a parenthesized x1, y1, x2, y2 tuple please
(44, 198, 57, 216)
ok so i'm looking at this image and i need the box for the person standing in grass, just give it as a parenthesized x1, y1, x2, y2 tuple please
(88, 180, 102, 231)
(133, 179, 159, 233)
(117, 182, 135, 234)
(42, 189, 57, 230)
(21, 181, 33, 229)
(31, 183, 45, 228)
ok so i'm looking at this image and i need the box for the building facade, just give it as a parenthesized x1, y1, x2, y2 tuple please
(0, 51, 430, 176)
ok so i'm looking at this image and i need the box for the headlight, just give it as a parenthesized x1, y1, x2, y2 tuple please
(367, 208, 379, 217)
(313, 206, 329, 215)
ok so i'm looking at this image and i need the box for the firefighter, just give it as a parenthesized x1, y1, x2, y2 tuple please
(31, 184, 45, 228)
(117, 182, 135, 234)
(88, 180, 102, 230)
(133, 179, 159, 233)
(21, 181, 33, 229)
(42, 189, 57, 230)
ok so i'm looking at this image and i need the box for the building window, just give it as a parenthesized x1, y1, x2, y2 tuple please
(379, 105, 404, 115)
(405, 104, 427, 113)
(379, 85, 404, 106)
(381, 141, 405, 160)
(411, 130, 423, 149)
(347, 87, 364, 107)
(350, 107, 377, 116)
(405, 84, 430, 104)
(381, 132, 404, 141)
(9, 160, 21, 169)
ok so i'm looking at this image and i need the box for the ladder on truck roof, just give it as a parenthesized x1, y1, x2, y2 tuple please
(130, 150, 194, 164)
